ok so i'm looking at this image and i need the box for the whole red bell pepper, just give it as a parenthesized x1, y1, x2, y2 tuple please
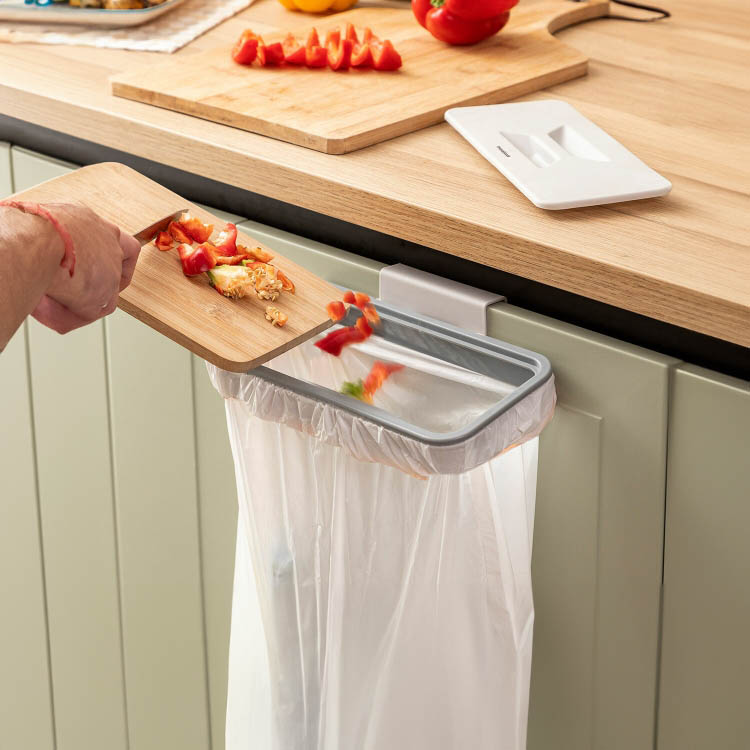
(178, 242, 217, 276)
(412, 0, 518, 45)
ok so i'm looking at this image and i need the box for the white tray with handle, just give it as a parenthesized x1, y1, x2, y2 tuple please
(0, 0, 185, 27)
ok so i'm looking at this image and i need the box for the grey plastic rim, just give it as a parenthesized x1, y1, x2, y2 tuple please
(250, 300, 552, 448)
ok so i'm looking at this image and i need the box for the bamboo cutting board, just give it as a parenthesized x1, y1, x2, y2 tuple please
(11, 162, 336, 372)
(110, 0, 609, 154)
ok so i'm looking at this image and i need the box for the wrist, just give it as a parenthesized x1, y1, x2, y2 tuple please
(0, 201, 75, 276)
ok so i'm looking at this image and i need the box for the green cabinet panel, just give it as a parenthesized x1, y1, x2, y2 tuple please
(192, 356, 238, 750)
(0, 142, 56, 750)
(486, 306, 677, 750)
(13, 148, 130, 750)
(0, 324, 56, 750)
(0, 141, 12, 195)
(658, 365, 750, 750)
(12, 145, 76, 187)
(106, 310, 210, 750)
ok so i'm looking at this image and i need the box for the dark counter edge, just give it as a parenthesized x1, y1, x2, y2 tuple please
(2, 115, 747, 380)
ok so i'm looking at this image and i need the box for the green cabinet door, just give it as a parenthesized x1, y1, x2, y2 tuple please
(657, 365, 750, 750)
(3, 148, 241, 750)
(236, 223, 677, 750)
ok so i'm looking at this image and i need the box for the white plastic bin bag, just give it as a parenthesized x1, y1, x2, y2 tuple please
(209, 328, 555, 750)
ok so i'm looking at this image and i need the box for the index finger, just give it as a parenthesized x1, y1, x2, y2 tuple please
(118, 229, 141, 292)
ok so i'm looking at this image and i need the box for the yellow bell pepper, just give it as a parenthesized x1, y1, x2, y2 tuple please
(277, 0, 357, 13)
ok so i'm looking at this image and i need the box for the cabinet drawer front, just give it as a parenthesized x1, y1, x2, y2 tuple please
(658, 366, 750, 750)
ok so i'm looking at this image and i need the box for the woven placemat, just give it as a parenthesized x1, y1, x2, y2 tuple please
(0, 0, 254, 52)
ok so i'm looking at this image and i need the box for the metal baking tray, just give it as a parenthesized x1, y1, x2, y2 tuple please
(252, 300, 553, 447)
(0, 0, 185, 27)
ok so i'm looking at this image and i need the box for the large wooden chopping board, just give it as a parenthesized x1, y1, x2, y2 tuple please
(110, 0, 609, 154)
(11, 162, 336, 372)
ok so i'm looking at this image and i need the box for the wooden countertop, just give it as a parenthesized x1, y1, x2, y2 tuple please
(1, 0, 748, 347)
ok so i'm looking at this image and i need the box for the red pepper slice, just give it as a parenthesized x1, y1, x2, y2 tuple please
(277, 269, 295, 294)
(354, 291, 371, 308)
(362, 27, 379, 45)
(328, 38, 353, 71)
(363, 361, 404, 398)
(238, 244, 274, 263)
(351, 43, 373, 68)
(282, 33, 306, 65)
(371, 39, 402, 71)
(258, 39, 285, 66)
(342, 290, 356, 304)
(214, 223, 238, 255)
(154, 230, 174, 252)
(345, 22, 359, 45)
(232, 29, 259, 65)
(178, 242, 217, 276)
(168, 221, 193, 245)
(315, 325, 367, 357)
(324, 28, 341, 50)
(175, 216, 213, 244)
(326, 300, 346, 322)
(355, 315, 373, 338)
(362, 303, 380, 327)
(214, 253, 246, 265)
(306, 45, 328, 67)
(305, 28, 328, 68)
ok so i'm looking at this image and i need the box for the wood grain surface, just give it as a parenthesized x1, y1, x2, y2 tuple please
(9, 163, 336, 371)
(111, 0, 609, 154)
(0, 0, 748, 347)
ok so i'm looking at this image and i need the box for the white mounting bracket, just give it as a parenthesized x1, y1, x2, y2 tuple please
(379, 264, 504, 336)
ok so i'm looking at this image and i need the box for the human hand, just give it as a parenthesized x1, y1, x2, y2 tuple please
(32, 203, 141, 335)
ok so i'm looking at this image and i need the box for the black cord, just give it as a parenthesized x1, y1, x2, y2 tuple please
(608, 0, 671, 21)
(572, 0, 671, 22)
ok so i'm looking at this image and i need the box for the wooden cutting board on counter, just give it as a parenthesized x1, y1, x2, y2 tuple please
(11, 162, 336, 371)
(110, 0, 609, 154)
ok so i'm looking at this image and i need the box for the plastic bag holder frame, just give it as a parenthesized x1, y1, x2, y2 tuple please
(249, 299, 552, 447)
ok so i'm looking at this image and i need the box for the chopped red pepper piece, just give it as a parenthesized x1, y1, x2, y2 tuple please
(345, 22, 359, 45)
(355, 315, 373, 338)
(328, 38, 353, 71)
(306, 44, 328, 67)
(258, 38, 285, 66)
(363, 361, 404, 398)
(324, 28, 341, 50)
(351, 42, 373, 68)
(362, 303, 380, 327)
(353, 291, 371, 308)
(342, 290, 356, 304)
(315, 325, 367, 357)
(178, 242, 217, 276)
(232, 29, 259, 65)
(277, 269, 295, 293)
(175, 216, 214, 244)
(238, 244, 275, 263)
(306, 27, 321, 48)
(154, 230, 174, 252)
(214, 253, 246, 265)
(282, 33, 306, 65)
(371, 39, 402, 71)
(326, 300, 346, 322)
(168, 221, 193, 245)
(305, 28, 328, 68)
(362, 27, 379, 45)
(341, 361, 404, 404)
(214, 223, 238, 255)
